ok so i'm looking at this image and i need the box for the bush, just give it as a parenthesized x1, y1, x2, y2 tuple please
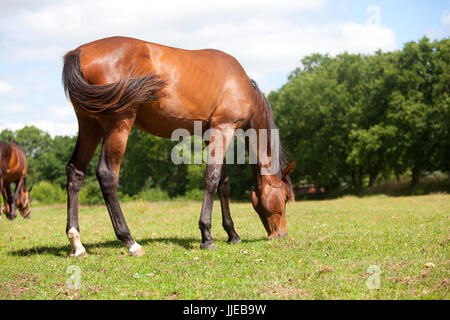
(181, 189, 204, 201)
(362, 175, 450, 197)
(137, 188, 170, 202)
(31, 181, 66, 205)
(79, 179, 104, 205)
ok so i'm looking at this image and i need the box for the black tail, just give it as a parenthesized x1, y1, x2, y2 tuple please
(62, 49, 165, 114)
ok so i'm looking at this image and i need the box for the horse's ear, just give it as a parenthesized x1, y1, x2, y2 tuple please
(28, 186, 33, 193)
(282, 161, 296, 179)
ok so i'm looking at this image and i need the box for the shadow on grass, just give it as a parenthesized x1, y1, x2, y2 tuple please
(9, 236, 267, 257)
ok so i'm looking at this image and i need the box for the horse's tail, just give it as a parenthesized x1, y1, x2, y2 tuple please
(62, 49, 165, 114)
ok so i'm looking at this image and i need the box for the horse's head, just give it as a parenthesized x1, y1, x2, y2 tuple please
(17, 186, 32, 219)
(251, 161, 296, 239)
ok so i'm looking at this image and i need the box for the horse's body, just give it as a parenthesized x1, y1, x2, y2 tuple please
(0, 141, 31, 219)
(62, 36, 295, 257)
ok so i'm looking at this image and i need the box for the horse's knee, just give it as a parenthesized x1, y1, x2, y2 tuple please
(199, 219, 211, 231)
(204, 166, 222, 194)
(66, 163, 85, 193)
(95, 164, 117, 194)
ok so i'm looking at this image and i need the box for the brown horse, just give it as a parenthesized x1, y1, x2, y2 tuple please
(0, 141, 32, 220)
(62, 36, 295, 257)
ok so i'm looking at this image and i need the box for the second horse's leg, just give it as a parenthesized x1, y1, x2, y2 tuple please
(5, 183, 14, 220)
(0, 177, 3, 219)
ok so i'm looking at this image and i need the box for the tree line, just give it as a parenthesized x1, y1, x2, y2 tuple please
(269, 36, 449, 191)
(0, 36, 448, 204)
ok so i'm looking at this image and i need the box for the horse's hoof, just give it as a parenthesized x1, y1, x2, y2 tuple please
(68, 250, 88, 258)
(129, 247, 145, 257)
(200, 241, 216, 250)
(227, 237, 242, 245)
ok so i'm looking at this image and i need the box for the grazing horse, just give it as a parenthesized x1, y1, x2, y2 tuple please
(62, 36, 295, 257)
(0, 141, 32, 220)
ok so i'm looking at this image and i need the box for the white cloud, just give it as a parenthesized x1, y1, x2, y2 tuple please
(443, 9, 450, 29)
(0, 0, 399, 136)
(1, 1, 396, 74)
(0, 103, 30, 113)
(0, 118, 78, 137)
(0, 80, 13, 94)
(49, 104, 77, 121)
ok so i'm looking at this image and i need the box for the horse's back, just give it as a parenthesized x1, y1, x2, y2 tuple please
(76, 37, 255, 134)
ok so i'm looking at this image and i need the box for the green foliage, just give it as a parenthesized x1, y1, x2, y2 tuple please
(181, 189, 204, 201)
(270, 36, 449, 190)
(137, 188, 171, 202)
(78, 178, 104, 205)
(120, 127, 187, 197)
(30, 181, 66, 205)
(185, 164, 205, 191)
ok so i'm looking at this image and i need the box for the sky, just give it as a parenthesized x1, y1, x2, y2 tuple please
(0, 0, 448, 137)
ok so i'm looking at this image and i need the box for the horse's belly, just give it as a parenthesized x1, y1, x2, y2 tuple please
(134, 102, 207, 138)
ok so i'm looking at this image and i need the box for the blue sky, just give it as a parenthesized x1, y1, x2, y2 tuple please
(0, 0, 448, 136)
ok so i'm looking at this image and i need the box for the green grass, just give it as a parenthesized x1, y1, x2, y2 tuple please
(0, 194, 448, 300)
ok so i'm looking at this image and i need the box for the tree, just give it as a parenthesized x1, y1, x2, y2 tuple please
(390, 37, 449, 185)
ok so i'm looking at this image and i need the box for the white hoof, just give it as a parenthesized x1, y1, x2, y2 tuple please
(69, 248, 87, 258)
(67, 227, 87, 258)
(128, 242, 144, 257)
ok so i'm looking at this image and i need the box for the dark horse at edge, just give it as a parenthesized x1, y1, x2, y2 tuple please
(62, 36, 296, 257)
(0, 141, 32, 220)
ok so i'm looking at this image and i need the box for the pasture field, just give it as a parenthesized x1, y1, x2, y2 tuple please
(0, 194, 448, 300)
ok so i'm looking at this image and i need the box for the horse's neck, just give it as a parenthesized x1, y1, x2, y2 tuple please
(249, 116, 280, 188)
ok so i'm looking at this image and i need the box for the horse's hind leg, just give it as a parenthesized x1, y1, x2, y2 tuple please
(218, 166, 241, 244)
(96, 112, 143, 256)
(4, 183, 13, 220)
(1, 185, 8, 218)
(66, 113, 102, 257)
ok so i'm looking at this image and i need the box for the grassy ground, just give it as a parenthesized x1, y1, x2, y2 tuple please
(0, 194, 448, 300)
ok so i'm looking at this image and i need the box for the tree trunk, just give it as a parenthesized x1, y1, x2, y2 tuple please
(351, 170, 363, 190)
(411, 166, 422, 186)
(368, 172, 378, 188)
(351, 171, 357, 190)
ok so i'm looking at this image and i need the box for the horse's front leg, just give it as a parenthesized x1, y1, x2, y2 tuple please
(199, 162, 223, 249)
(218, 166, 241, 244)
(199, 125, 234, 249)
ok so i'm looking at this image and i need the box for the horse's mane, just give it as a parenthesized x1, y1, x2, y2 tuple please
(249, 79, 295, 201)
